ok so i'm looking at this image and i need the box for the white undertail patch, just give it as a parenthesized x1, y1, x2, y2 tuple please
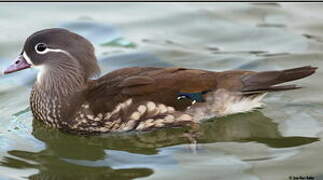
(217, 92, 266, 116)
(186, 89, 266, 122)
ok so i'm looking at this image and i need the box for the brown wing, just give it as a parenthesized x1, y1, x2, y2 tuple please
(84, 66, 317, 115)
(84, 67, 222, 114)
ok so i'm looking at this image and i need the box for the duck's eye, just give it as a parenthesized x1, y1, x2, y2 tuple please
(35, 43, 47, 53)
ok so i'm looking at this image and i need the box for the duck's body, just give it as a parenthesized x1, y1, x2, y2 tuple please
(29, 66, 255, 134)
(3, 28, 317, 135)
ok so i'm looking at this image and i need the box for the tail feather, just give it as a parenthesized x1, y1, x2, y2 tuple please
(241, 66, 317, 93)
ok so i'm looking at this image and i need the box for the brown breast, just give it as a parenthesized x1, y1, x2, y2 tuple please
(30, 85, 62, 128)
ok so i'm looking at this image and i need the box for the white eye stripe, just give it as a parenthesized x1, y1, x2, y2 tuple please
(23, 47, 74, 68)
(43, 48, 74, 59)
(34, 46, 74, 59)
(36, 47, 63, 55)
(38, 48, 63, 54)
(34, 43, 72, 57)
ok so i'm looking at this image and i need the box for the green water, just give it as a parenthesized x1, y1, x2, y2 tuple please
(0, 3, 323, 180)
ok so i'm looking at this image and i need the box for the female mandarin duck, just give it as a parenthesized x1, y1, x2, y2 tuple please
(3, 28, 317, 135)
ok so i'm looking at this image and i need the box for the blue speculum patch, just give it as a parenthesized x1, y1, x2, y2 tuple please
(177, 91, 209, 102)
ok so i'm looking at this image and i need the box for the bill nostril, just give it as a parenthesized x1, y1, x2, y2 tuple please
(15, 60, 20, 64)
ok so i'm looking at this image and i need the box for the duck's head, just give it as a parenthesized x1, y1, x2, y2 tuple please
(4, 28, 100, 81)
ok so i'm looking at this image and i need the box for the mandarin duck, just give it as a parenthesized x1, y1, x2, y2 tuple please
(3, 28, 317, 135)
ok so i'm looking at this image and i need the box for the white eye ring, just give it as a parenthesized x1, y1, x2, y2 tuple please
(35, 43, 48, 54)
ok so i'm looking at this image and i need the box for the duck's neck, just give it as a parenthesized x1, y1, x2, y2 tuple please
(30, 63, 88, 127)
(35, 63, 87, 97)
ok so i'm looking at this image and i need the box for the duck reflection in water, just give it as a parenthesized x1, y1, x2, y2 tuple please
(0, 111, 318, 180)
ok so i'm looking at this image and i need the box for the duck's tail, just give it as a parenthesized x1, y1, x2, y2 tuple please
(240, 66, 317, 94)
